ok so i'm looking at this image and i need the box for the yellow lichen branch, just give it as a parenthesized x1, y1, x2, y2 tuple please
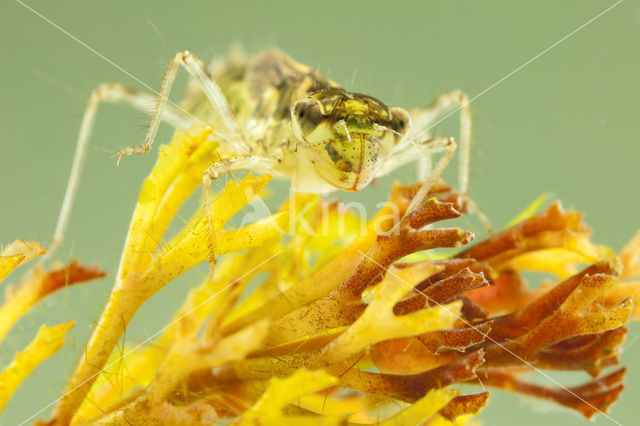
(0, 237, 103, 416)
(236, 369, 341, 425)
(0, 322, 74, 412)
(48, 126, 290, 425)
(0, 121, 633, 424)
(0, 240, 45, 283)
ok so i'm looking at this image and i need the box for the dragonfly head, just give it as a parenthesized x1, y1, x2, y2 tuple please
(292, 89, 410, 191)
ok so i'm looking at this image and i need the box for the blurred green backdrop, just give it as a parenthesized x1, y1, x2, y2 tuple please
(1, 0, 639, 424)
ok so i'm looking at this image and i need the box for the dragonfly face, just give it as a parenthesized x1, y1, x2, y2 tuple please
(291, 89, 411, 191)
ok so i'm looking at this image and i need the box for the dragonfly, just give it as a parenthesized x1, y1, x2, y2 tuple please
(47, 49, 476, 262)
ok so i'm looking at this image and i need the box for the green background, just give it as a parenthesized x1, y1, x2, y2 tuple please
(1, 0, 639, 424)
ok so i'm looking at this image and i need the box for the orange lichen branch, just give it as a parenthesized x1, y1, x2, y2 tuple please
(221, 182, 463, 336)
(477, 368, 625, 419)
(0, 259, 105, 342)
(3, 117, 632, 425)
(393, 267, 490, 317)
(533, 327, 627, 377)
(456, 201, 597, 268)
(438, 392, 490, 422)
(262, 200, 472, 349)
(480, 261, 618, 343)
(340, 350, 485, 403)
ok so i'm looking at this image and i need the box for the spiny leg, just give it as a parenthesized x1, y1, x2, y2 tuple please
(377, 136, 458, 222)
(118, 50, 249, 161)
(43, 83, 197, 264)
(402, 137, 457, 217)
(410, 91, 491, 231)
(202, 156, 277, 275)
(386, 136, 491, 230)
(409, 90, 471, 194)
